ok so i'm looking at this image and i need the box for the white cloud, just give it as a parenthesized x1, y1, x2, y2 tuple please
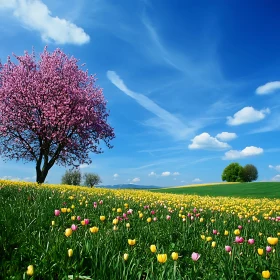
(181, 180, 185, 183)
(227, 107, 270, 126)
(269, 165, 280, 172)
(271, 175, 280, 182)
(173, 172, 180, 176)
(0, 0, 90, 45)
(79, 163, 89, 169)
(223, 146, 263, 160)
(256, 81, 280, 95)
(188, 132, 230, 150)
(106, 71, 194, 140)
(192, 178, 202, 182)
(161, 171, 171, 176)
(148, 171, 157, 176)
(216, 132, 237, 141)
(113, 173, 119, 178)
(173, 178, 177, 180)
(131, 177, 140, 183)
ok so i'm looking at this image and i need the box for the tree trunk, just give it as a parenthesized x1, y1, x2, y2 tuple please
(36, 167, 49, 184)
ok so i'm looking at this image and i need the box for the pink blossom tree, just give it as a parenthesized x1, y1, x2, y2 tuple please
(0, 47, 115, 183)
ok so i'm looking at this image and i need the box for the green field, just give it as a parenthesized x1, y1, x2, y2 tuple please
(152, 182, 280, 199)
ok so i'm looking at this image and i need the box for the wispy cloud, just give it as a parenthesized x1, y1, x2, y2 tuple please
(269, 165, 280, 172)
(271, 174, 280, 182)
(107, 70, 194, 140)
(148, 171, 157, 176)
(0, 0, 90, 45)
(249, 113, 280, 134)
(192, 178, 202, 183)
(223, 146, 263, 160)
(256, 81, 280, 95)
(131, 177, 140, 183)
(216, 132, 237, 142)
(161, 171, 171, 176)
(227, 107, 270, 126)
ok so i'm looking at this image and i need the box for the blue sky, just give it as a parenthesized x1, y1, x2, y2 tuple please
(1, 0, 280, 186)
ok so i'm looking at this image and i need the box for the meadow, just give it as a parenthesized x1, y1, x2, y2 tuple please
(152, 182, 280, 199)
(0, 180, 280, 279)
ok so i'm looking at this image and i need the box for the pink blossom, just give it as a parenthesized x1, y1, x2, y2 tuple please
(191, 252, 200, 261)
(153, 217, 157, 222)
(213, 229, 218, 235)
(225, 246, 232, 252)
(238, 225, 242, 229)
(235, 236, 244, 243)
(54, 210, 60, 216)
(99, 200, 103, 205)
(71, 224, 78, 231)
(166, 215, 171, 220)
(266, 246, 272, 253)
(84, 219, 89, 225)
(248, 239, 255, 245)
(77, 216, 81, 221)
(151, 210, 155, 215)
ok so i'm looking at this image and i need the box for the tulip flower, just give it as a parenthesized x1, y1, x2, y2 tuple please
(123, 253, 129, 261)
(157, 254, 167, 263)
(224, 230, 229, 236)
(171, 252, 179, 260)
(238, 225, 242, 229)
(201, 235, 206, 240)
(51, 221, 55, 226)
(81, 220, 86, 226)
(212, 241, 216, 248)
(61, 208, 67, 213)
(153, 217, 157, 222)
(65, 228, 72, 237)
(139, 213, 143, 218)
(248, 239, 255, 245)
(191, 252, 200, 261)
(262, 270, 270, 279)
(26, 265, 34, 276)
(213, 229, 217, 235)
(128, 239, 136, 246)
(89, 226, 99, 233)
(150, 245, 157, 253)
(126, 223, 130, 228)
(84, 219, 89, 225)
(113, 218, 118, 225)
(225, 246, 231, 252)
(147, 217, 152, 223)
(113, 225, 118, 231)
(68, 249, 73, 257)
(267, 237, 278, 245)
(100, 216, 106, 222)
(166, 215, 171, 220)
(257, 248, 264, 256)
(266, 246, 272, 253)
(117, 208, 122, 213)
(200, 218, 204, 222)
(54, 209, 60, 216)
(77, 216, 81, 221)
(71, 216, 76, 221)
(234, 229, 240, 235)
(206, 237, 212, 242)
(71, 224, 78, 231)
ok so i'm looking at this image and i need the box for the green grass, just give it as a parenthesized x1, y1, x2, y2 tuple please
(152, 182, 280, 198)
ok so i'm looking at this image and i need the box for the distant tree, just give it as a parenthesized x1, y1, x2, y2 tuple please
(221, 163, 243, 182)
(239, 164, 258, 182)
(83, 173, 102, 187)
(61, 169, 81, 186)
(0, 47, 115, 184)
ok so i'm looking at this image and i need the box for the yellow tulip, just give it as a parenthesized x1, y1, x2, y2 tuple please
(147, 217, 152, 223)
(212, 241, 216, 248)
(113, 225, 118, 231)
(51, 221, 55, 226)
(206, 237, 212, 242)
(267, 237, 278, 245)
(157, 254, 167, 263)
(123, 253, 129, 261)
(234, 229, 240, 235)
(113, 218, 118, 225)
(89, 226, 99, 233)
(199, 218, 204, 222)
(81, 220, 86, 226)
(67, 208, 71, 213)
(100, 216, 106, 222)
(68, 249, 73, 257)
(26, 265, 34, 276)
(61, 208, 67, 213)
(139, 213, 143, 218)
(65, 228, 72, 237)
(224, 230, 229, 236)
(117, 208, 122, 213)
(201, 235, 205, 240)
(71, 204, 75, 209)
(126, 223, 130, 228)
(128, 239, 136, 246)
(150, 245, 157, 253)
(171, 252, 178, 260)
(262, 270, 270, 279)
(257, 248, 264, 256)
(71, 216, 76, 221)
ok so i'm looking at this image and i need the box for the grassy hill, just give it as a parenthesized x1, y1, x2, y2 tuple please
(151, 182, 280, 198)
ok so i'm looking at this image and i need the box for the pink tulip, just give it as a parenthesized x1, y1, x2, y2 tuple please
(71, 224, 78, 231)
(213, 229, 218, 235)
(77, 216, 81, 221)
(266, 246, 272, 253)
(123, 213, 127, 218)
(99, 200, 103, 204)
(238, 225, 242, 229)
(54, 210, 60, 216)
(151, 210, 155, 215)
(84, 219, 89, 225)
(93, 202, 97, 208)
(153, 217, 157, 222)
(193, 208, 197, 213)
(235, 236, 244, 243)
(248, 239, 255, 245)
(166, 215, 171, 220)
(225, 246, 232, 252)
(191, 252, 200, 261)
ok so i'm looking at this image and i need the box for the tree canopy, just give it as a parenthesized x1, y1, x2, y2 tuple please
(0, 47, 115, 183)
(239, 164, 258, 182)
(61, 169, 82, 186)
(221, 162, 243, 182)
